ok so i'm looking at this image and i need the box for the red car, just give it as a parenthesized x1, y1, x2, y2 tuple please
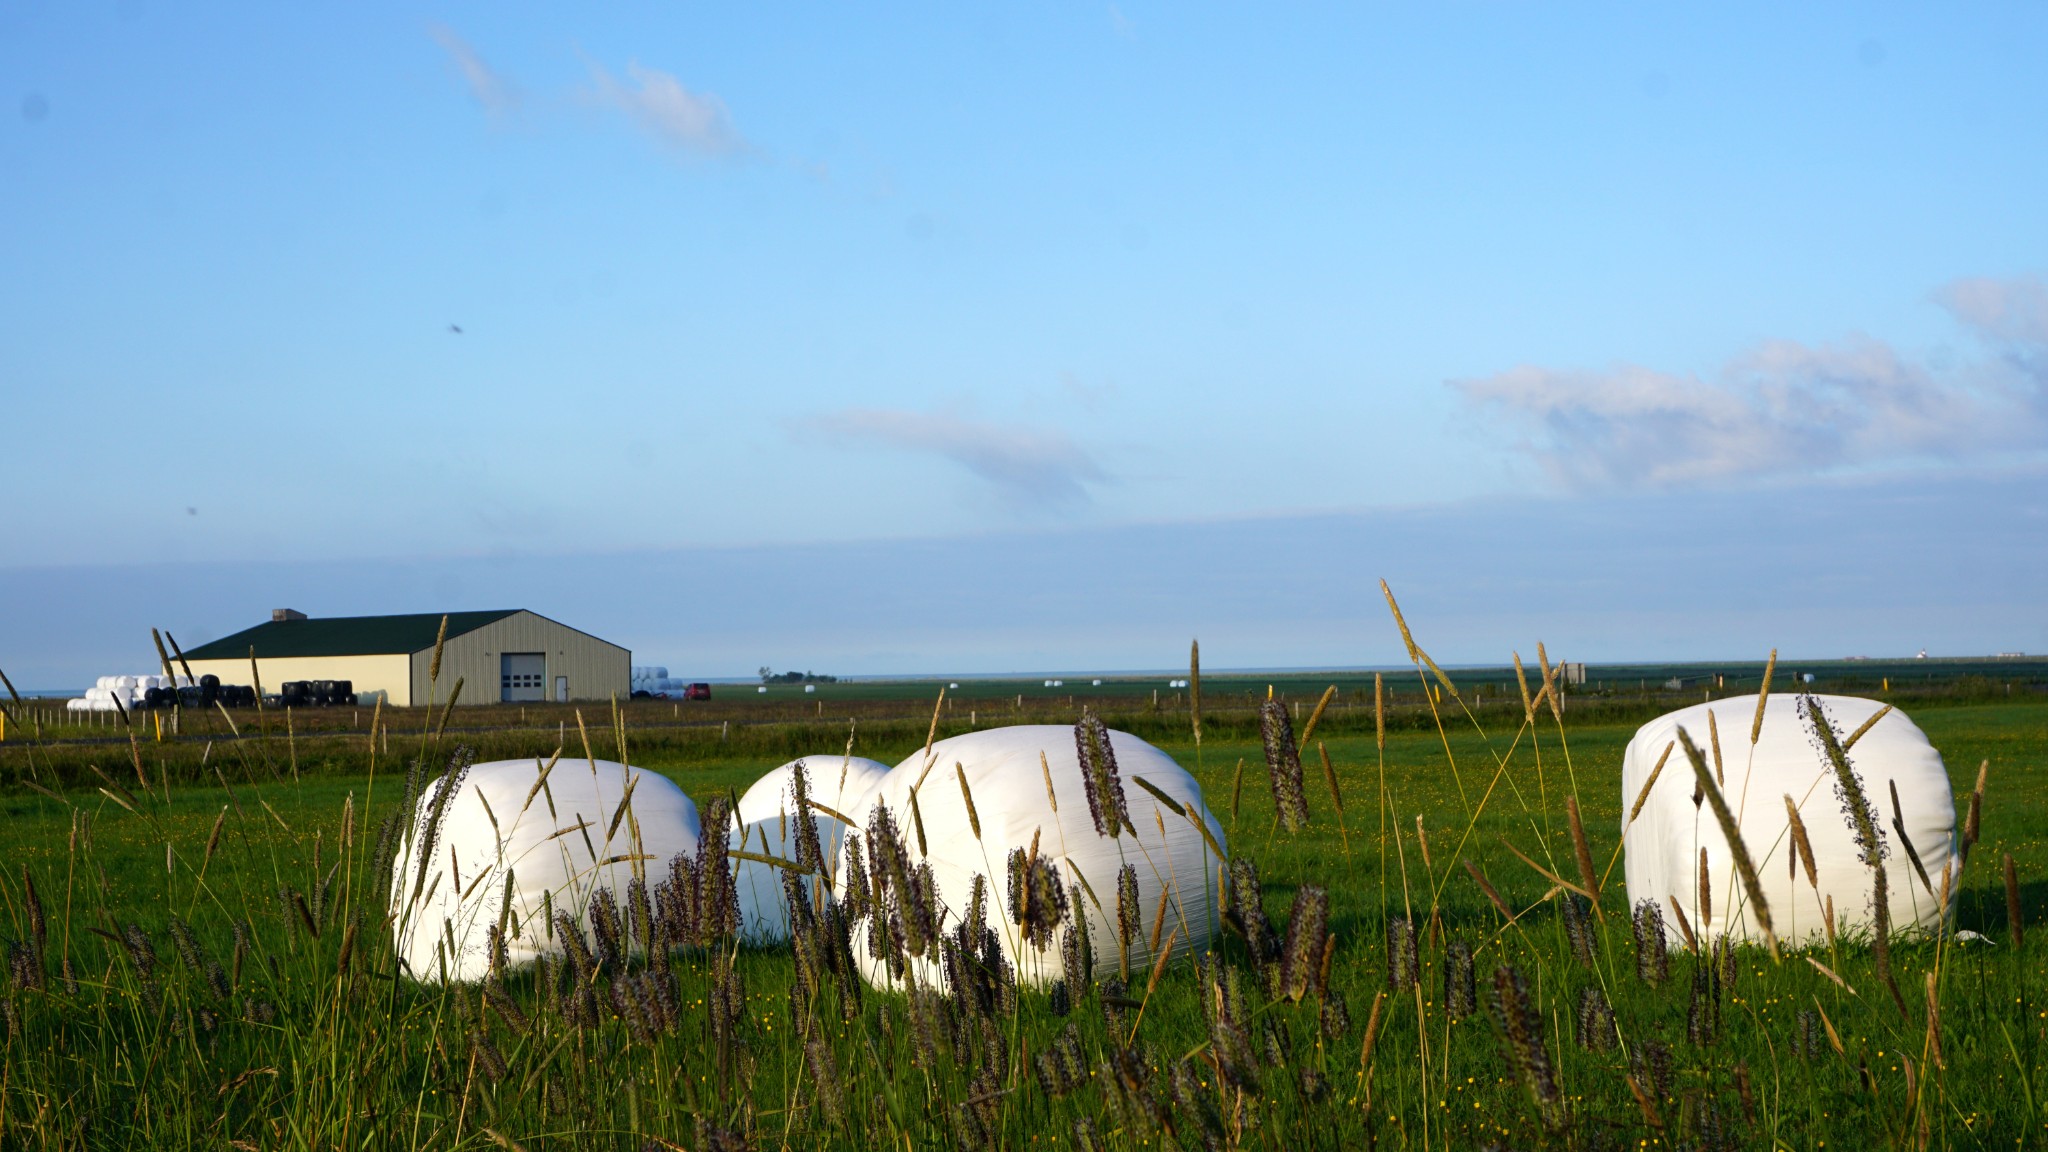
(684, 683, 712, 701)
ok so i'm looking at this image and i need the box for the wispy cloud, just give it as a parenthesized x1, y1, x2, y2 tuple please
(585, 59, 747, 158)
(800, 407, 1109, 506)
(1938, 276, 2048, 347)
(428, 24, 519, 117)
(1454, 278, 2048, 489)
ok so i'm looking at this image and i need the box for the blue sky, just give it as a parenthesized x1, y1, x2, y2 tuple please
(3, 4, 2046, 685)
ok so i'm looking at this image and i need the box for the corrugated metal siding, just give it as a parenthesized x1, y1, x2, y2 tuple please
(411, 611, 630, 705)
(186, 654, 415, 706)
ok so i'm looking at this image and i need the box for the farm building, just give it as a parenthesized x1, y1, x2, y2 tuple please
(179, 609, 629, 707)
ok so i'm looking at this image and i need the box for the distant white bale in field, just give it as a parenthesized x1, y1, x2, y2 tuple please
(389, 757, 702, 983)
(729, 755, 892, 944)
(842, 724, 1226, 990)
(1622, 694, 1957, 947)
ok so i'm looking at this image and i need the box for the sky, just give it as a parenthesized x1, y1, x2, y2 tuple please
(3, 3, 2046, 687)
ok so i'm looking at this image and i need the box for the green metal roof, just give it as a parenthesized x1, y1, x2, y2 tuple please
(180, 610, 521, 661)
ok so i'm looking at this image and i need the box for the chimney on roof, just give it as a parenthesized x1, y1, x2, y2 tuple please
(273, 608, 308, 622)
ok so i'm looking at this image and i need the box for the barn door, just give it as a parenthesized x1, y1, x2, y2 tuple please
(500, 653, 546, 702)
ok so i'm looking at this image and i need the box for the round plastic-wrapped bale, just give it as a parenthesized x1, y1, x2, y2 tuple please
(389, 756, 705, 983)
(1621, 693, 1958, 948)
(839, 721, 1227, 990)
(729, 755, 892, 944)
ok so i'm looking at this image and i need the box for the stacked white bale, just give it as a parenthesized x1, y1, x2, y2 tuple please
(74, 685, 128, 712)
(629, 666, 671, 692)
(389, 757, 703, 983)
(1622, 694, 1958, 947)
(842, 724, 1226, 990)
(729, 755, 893, 944)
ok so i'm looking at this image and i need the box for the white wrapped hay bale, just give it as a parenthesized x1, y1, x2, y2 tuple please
(841, 723, 1226, 990)
(729, 755, 892, 944)
(1622, 694, 1957, 947)
(389, 757, 703, 983)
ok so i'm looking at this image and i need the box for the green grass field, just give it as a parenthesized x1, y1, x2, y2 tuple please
(1, 686, 2044, 1149)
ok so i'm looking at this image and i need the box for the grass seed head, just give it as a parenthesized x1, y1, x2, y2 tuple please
(1687, 961, 1721, 1046)
(1633, 1039, 1674, 1101)
(1061, 915, 1090, 1001)
(1387, 916, 1420, 991)
(1784, 796, 1820, 889)
(1561, 893, 1596, 970)
(1279, 884, 1329, 1003)
(1965, 759, 1988, 855)
(1565, 797, 1598, 901)
(1007, 847, 1068, 951)
(1633, 899, 1670, 986)
(1574, 986, 1617, 1052)
(1374, 673, 1385, 751)
(1537, 641, 1563, 722)
(1443, 939, 1477, 1019)
(1489, 964, 1566, 1131)
(1751, 648, 1777, 744)
(954, 763, 981, 841)
(1258, 699, 1311, 832)
(788, 760, 825, 871)
(1075, 708, 1130, 838)
(1228, 856, 1279, 971)
(21, 867, 44, 949)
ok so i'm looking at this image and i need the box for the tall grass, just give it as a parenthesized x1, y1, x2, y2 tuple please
(0, 612, 2043, 1149)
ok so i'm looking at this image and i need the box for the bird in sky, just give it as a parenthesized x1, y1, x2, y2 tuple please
(448, 324, 463, 334)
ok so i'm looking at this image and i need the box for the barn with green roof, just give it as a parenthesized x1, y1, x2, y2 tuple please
(180, 609, 629, 707)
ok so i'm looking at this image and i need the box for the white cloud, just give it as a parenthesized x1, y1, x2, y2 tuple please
(586, 59, 747, 158)
(429, 25, 519, 116)
(1454, 293, 2048, 490)
(800, 407, 1109, 506)
(1939, 276, 2048, 346)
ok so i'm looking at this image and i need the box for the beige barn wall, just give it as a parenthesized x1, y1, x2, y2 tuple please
(185, 654, 416, 706)
(408, 611, 629, 705)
